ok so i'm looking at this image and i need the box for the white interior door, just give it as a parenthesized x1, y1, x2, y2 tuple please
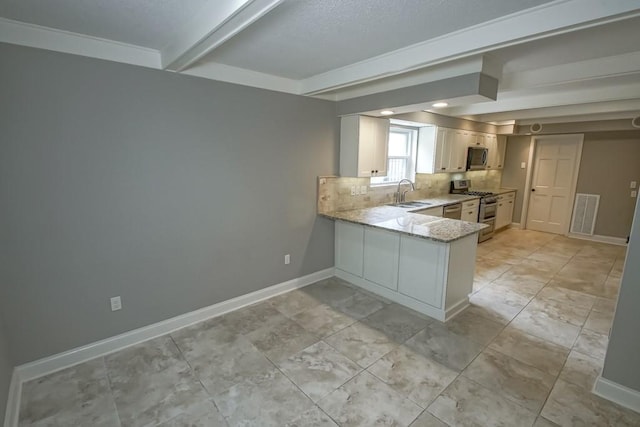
(526, 135, 583, 234)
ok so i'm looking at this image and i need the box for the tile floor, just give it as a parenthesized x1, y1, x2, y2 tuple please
(17, 229, 640, 426)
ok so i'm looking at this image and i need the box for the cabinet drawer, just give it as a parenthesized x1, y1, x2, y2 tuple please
(503, 192, 515, 200)
(462, 199, 479, 209)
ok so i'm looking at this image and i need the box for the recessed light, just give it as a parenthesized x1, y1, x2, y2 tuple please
(432, 102, 448, 108)
(380, 110, 395, 115)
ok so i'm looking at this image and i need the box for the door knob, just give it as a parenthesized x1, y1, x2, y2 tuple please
(531, 188, 536, 192)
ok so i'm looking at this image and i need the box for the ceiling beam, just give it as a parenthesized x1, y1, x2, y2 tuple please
(162, 0, 284, 71)
(299, 0, 640, 95)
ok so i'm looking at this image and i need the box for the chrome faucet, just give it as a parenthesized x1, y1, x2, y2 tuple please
(395, 179, 415, 204)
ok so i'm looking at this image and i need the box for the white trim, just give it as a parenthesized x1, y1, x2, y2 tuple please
(299, 0, 640, 95)
(593, 376, 640, 413)
(0, 17, 161, 69)
(520, 136, 535, 226)
(510, 222, 522, 229)
(12, 267, 334, 384)
(163, 0, 285, 71)
(3, 371, 21, 427)
(568, 233, 628, 246)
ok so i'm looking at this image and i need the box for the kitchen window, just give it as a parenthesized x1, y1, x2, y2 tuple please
(371, 126, 418, 185)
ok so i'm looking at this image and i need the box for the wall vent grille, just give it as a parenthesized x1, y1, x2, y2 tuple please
(570, 193, 600, 235)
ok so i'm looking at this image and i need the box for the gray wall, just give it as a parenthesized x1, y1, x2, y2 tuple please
(501, 133, 640, 236)
(602, 195, 640, 391)
(576, 134, 640, 238)
(0, 43, 338, 364)
(0, 312, 13, 423)
(500, 135, 531, 223)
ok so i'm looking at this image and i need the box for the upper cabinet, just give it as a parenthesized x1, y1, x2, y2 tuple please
(416, 126, 504, 174)
(340, 115, 390, 177)
(417, 127, 465, 173)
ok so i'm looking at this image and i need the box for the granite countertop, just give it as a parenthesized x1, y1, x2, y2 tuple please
(472, 187, 517, 195)
(320, 205, 488, 243)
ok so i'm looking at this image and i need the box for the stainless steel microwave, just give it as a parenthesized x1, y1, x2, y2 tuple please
(467, 147, 488, 170)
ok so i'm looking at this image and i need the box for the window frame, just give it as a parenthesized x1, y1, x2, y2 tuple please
(370, 125, 418, 187)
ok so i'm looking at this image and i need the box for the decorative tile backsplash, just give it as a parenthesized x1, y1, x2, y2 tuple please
(317, 170, 502, 213)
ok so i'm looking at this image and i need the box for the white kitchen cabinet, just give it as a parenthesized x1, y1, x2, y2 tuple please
(495, 135, 507, 169)
(334, 221, 478, 321)
(335, 221, 364, 276)
(398, 236, 446, 307)
(449, 130, 468, 172)
(363, 228, 400, 291)
(495, 191, 516, 230)
(485, 134, 498, 169)
(340, 115, 390, 177)
(416, 127, 465, 173)
(461, 199, 480, 222)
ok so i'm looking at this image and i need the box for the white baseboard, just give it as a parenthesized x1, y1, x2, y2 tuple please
(3, 371, 21, 427)
(568, 233, 628, 246)
(509, 222, 522, 229)
(3, 267, 335, 427)
(593, 376, 640, 413)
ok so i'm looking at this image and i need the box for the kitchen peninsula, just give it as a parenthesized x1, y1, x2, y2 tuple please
(320, 202, 487, 322)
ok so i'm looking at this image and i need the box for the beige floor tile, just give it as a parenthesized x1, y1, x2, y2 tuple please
(361, 303, 431, 343)
(368, 345, 458, 408)
(490, 276, 546, 298)
(291, 303, 357, 338)
(462, 348, 556, 412)
(409, 411, 448, 426)
(443, 309, 505, 346)
(245, 316, 320, 364)
(584, 309, 614, 335)
(427, 376, 537, 427)
(510, 309, 581, 348)
(489, 326, 569, 376)
(468, 286, 530, 324)
(542, 379, 640, 426)
(573, 328, 609, 359)
(524, 298, 590, 326)
(558, 350, 603, 390)
(318, 371, 423, 427)
(533, 416, 560, 426)
(537, 285, 596, 310)
(592, 297, 617, 314)
(499, 264, 556, 283)
(324, 321, 398, 368)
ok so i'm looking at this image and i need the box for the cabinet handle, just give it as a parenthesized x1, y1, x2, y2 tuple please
(441, 167, 446, 170)
(468, 211, 473, 214)
(509, 201, 513, 204)
(457, 167, 462, 169)
(371, 170, 375, 174)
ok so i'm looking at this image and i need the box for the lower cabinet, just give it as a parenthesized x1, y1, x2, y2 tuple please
(495, 191, 516, 230)
(460, 199, 479, 222)
(335, 221, 364, 277)
(398, 235, 445, 308)
(334, 220, 477, 321)
(363, 228, 400, 291)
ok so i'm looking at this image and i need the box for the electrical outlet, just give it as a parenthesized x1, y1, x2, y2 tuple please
(350, 185, 356, 196)
(632, 190, 637, 198)
(520, 162, 526, 169)
(110, 296, 122, 311)
(360, 185, 367, 195)
(355, 186, 360, 195)
(631, 181, 637, 189)
(284, 254, 290, 265)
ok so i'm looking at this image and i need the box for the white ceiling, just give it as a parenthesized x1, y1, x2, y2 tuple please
(1, 0, 639, 124)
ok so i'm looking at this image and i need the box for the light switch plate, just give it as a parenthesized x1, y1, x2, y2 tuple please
(632, 190, 637, 198)
(631, 181, 637, 189)
(520, 162, 526, 169)
(350, 186, 356, 196)
(360, 185, 367, 194)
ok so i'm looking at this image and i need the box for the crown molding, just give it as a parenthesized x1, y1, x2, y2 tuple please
(298, 0, 640, 95)
(0, 17, 161, 68)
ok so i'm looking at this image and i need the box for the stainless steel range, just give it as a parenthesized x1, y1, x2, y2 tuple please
(450, 179, 496, 242)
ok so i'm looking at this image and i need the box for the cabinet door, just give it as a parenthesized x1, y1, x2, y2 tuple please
(495, 192, 515, 229)
(485, 135, 498, 169)
(450, 130, 468, 172)
(398, 235, 446, 308)
(415, 126, 437, 174)
(495, 135, 507, 169)
(356, 116, 390, 177)
(335, 221, 364, 276)
(372, 117, 390, 176)
(434, 128, 450, 173)
(363, 228, 400, 290)
(475, 133, 486, 147)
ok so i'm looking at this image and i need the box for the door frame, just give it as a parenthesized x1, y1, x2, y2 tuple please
(520, 134, 584, 235)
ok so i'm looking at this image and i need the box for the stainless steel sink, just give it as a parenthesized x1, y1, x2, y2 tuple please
(387, 201, 433, 209)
